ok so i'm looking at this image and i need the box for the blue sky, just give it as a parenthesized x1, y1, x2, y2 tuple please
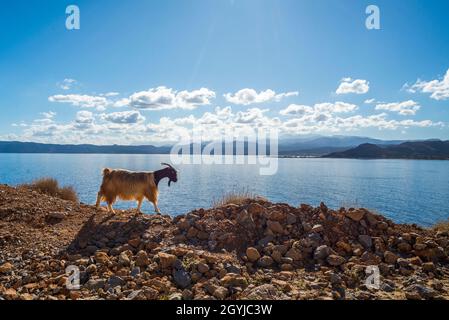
(0, 0, 448, 145)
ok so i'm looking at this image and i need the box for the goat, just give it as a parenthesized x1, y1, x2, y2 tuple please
(95, 163, 178, 214)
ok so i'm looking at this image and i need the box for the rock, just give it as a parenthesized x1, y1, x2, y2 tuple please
(135, 250, 150, 267)
(213, 286, 229, 300)
(85, 278, 106, 290)
(246, 247, 261, 262)
(173, 269, 191, 289)
(158, 252, 177, 269)
(267, 220, 283, 234)
(169, 293, 183, 300)
(383, 251, 398, 264)
(94, 251, 110, 264)
(118, 252, 131, 267)
(422, 262, 436, 272)
(3, 288, 17, 300)
(46, 212, 65, 222)
(345, 210, 365, 222)
(258, 256, 274, 268)
(244, 284, 289, 300)
(143, 287, 159, 299)
(128, 238, 141, 248)
(314, 245, 331, 260)
(0, 262, 14, 273)
(358, 235, 372, 249)
(311, 224, 324, 233)
(327, 255, 346, 266)
(108, 275, 125, 288)
(285, 248, 302, 261)
(197, 263, 210, 274)
(127, 290, 144, 300)
(220, 274, 248, 288)
(247, 203, 265, 215)
(397, 242, 412, 253)
(405, 284, 436, 300)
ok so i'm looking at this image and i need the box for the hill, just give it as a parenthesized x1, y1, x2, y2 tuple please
(1, 184, 449, 300)
(0, 141, 171, 154)
(324, 140, 449, 160)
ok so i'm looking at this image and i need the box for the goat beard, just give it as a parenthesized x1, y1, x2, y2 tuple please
(168, 179, 172, 187)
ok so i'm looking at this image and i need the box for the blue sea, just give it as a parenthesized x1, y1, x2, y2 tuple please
(0, 154, 448, 226)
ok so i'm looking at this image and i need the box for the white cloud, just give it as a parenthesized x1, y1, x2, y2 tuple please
(364, 98, 376, 104)
(280, 104, 314, 116)
(41, 111, 56, 119)
(375, 100, 421, 116)
(49, 94, 109, 111)
(59, 78, 77, 90)
(128, 86, 215, 110)
(336, 78, 370, 95)
(101, 110, 145, 124)
(280, 102, 358, 118)
(406, 69, 449, 100)
(224, 89, 298, 105)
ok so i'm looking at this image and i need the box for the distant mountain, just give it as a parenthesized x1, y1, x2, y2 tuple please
(278, 135, 405, 156)
(323, 140, 449, 160)
(0, 141, 171, 154)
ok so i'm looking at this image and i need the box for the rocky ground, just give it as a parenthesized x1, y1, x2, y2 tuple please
(1, 184, 448, 300)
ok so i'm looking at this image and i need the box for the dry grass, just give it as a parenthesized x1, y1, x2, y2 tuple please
(213, 189, 264, 208)
(22, 178, 79, 203)
(433, 220, 449, 232)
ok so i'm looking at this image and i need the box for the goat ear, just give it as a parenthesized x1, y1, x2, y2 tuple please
(168, 180, 171, 187)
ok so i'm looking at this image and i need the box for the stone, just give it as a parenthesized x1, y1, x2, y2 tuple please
(118, 252, 131, 267)
(128, 238, 141, 248)
(0, 262, 13, 273)
(213, 286, 229, 300)
(127, 290, 144, 300)
(197, 263, 210, 274)
(311, 224, 324, 233)
(244, 284, 289, 300)
(247, 203, 265, 215)
(85, 278, 106, 290)
(220, 274, 248, 288)
(94, 251, 109, 264)
(345, 210, 365, 222)
(258, 256, 274, 268)
(314, 245, 331, 260)
(246, 247, 261, 262)
(384, 251, 398, 264)
(422, 262, 436, 272)
(358, 235, 372, 249)
(405, 284, 436, 300)
(173, 269, 191, 289)
(285, 248, 302, 261)
(108, 275, 125, 288)
(135, 250, 150, 267)
(267, 220, 283, 234)
(158, 252, 177, 269)
(397, 242, 412, 253)
(168, 293, 182, 301)
(327, 255, 346, 266)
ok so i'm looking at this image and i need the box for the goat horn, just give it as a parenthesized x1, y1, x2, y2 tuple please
(161, 162, 175, 170)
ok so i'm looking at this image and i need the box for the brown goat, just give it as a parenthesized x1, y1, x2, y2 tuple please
(95, 163, 178, 214)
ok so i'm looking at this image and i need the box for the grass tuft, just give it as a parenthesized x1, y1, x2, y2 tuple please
(433, 220, 449, 232)
(212, 188, 264, 208)
(22, 178, 79, 203)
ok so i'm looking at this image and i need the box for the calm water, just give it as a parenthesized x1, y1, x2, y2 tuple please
(0, 154, 448, 226)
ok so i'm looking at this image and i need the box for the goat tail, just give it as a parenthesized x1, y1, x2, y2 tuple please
(102, 168, 111, 176)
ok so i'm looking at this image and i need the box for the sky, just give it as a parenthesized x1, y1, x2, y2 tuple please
(0, 0, 448, 145)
